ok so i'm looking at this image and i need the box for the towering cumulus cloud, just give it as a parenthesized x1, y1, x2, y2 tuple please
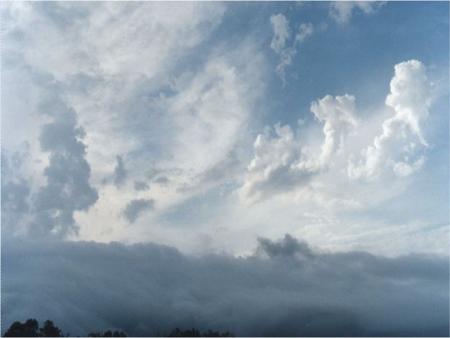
(311, 94, 358, 165)
(348, 60, 433, 179)
(240, 123, 319, 202)
(241, 94, 358, 203)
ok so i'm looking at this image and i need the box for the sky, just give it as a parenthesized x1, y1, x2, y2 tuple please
(1, 1, 449, 336)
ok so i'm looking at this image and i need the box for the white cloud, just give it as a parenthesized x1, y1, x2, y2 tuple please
(241, 94, 358, 203)
(163, 55, 262, 175)
(270, 13, 295, 83)
(348, 60, 433, 179)
(2, 2, 225, 81)
(329, 1, 386, 24)
(2, 2, 270, 244)
(269, 14, 315, 83)
(270, 13, 290, 54)
(311, 94, 358, 165)
(240, 124, 320, 203)
(2, 2, 445, 259)
(296, 22, 314, 43)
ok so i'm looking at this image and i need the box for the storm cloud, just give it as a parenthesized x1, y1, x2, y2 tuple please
(2, 235, 448, 336)
(30, 94, 98, 237)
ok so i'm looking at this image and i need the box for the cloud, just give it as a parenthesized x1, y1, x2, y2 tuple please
(2, 2, 268, 243)
(27, 82, 98, 238)
(1, 1, 231, 187)
(113, 155, 127, 188)
(295, 22, 314, 43)
(270, 14, 290, 54)
(0, 45, 99, 239)
(348, 60, 433, 179)
(270, 15, 315, 84)
(240, 124, 320, 203)
(133, 180, 149, 191)
(241, 59, 436, 207)
(123, 199, 155, 224)
(241, 94, 357, 203)
(256, 234, 314, 259)
(151, 46, 265, 178)
(310, 94, 358, 165)
(1, 151, 31, 235)
(329, 1, 386, 24)
(3, 236, 448, 336)
(1, 2, 226, 81)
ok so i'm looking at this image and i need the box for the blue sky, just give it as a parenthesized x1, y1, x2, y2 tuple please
(1, 2, 449, 336)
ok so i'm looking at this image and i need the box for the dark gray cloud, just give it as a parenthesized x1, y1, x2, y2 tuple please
(0, 60, 98, 238)
(123, 199, 154, 223)
(2, 235, 448, 336)
(30, 94, 98, 237)
(1, 152, 30, 214)
(133, 180, 149, 191)
(1, 151, 31, 234)
(153, 175, 169, 185)
(113, 155, 127, 188)
(256, 234, 314, 259)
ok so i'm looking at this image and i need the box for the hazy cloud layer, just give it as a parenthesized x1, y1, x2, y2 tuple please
(3, 236, 448, 336)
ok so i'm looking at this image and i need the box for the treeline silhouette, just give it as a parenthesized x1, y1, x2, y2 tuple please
(3, 319, 234, 337)
(168, 328, 233, 337)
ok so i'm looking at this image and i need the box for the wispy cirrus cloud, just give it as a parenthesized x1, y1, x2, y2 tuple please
(329, 1, 386, 24)
(269, 13, 315, 83)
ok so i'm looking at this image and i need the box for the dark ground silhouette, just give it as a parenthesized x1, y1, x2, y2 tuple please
(3, 319, 234, 337)
(3, 319, 62, 337)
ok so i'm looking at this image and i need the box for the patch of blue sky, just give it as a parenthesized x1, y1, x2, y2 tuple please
(212, 2, 449, 129)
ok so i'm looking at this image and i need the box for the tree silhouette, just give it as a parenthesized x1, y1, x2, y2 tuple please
(4, 319, 41, 337)
(3, 318, 232, 337)
(87, 330, 127, 337)
(39, 320, 62, 337)
(168, 328, 233, 337)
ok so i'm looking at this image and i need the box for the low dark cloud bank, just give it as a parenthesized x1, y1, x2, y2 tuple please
(2, 235, 448, 336)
